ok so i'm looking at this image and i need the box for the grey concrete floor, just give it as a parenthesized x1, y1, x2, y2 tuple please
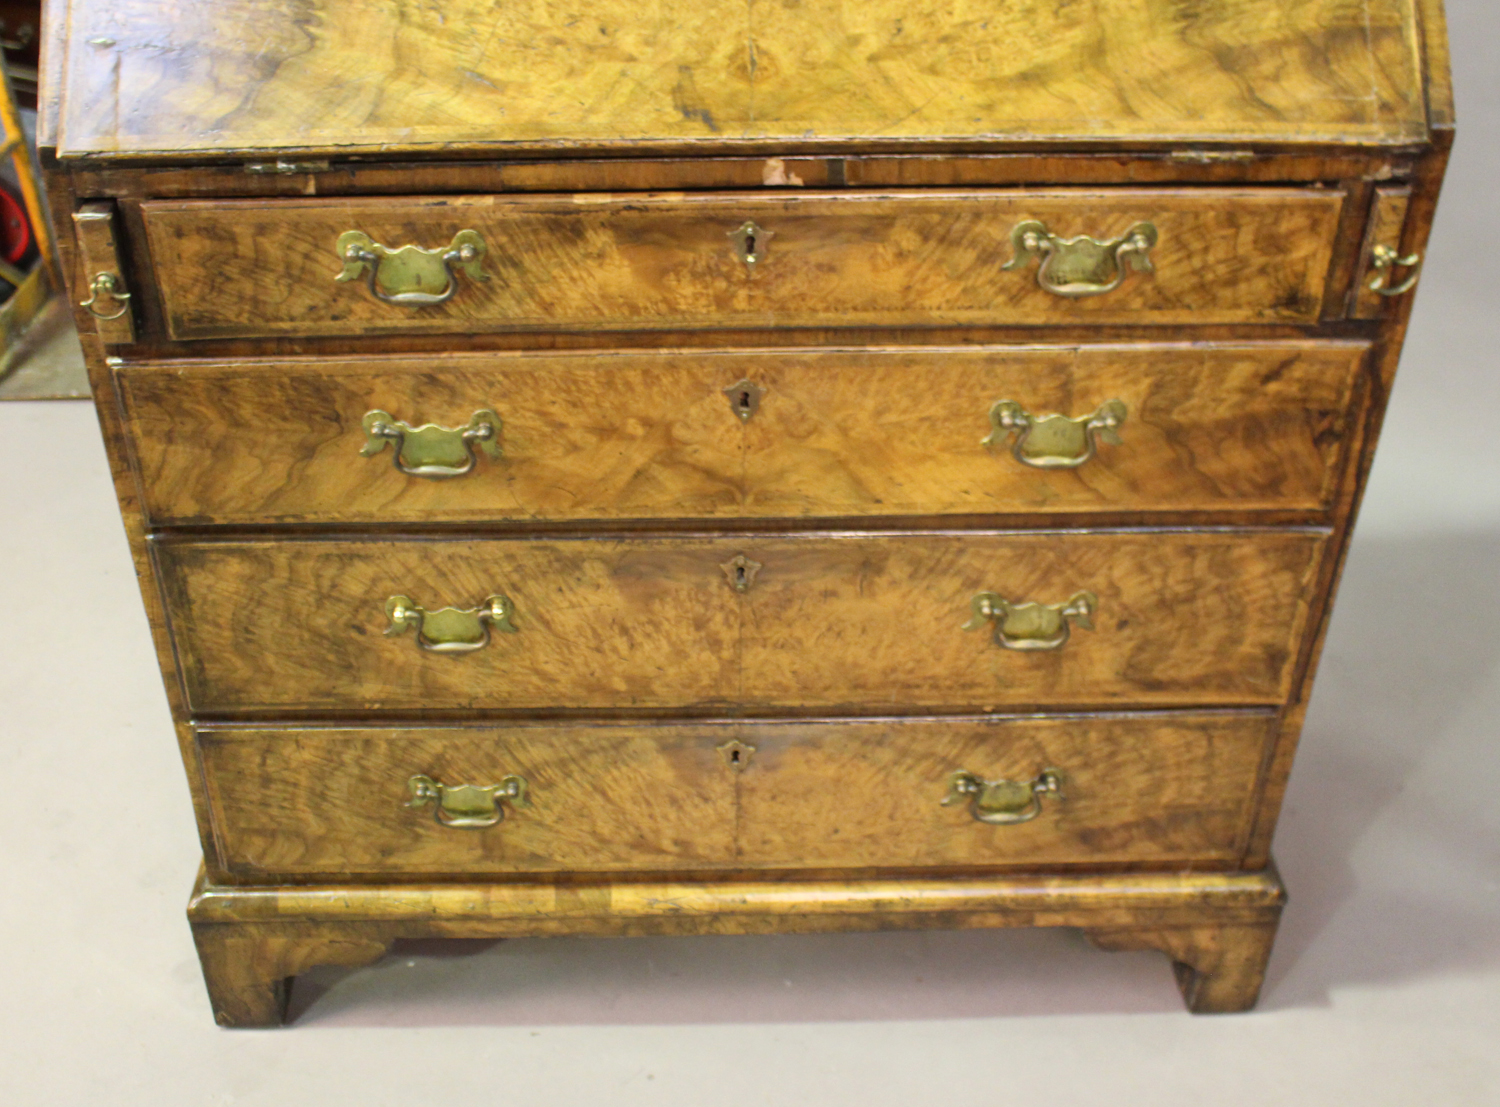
(1, 2, 1498, 1102)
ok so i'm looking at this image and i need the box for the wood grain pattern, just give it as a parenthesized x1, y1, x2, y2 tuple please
(185, 867, 1286, 1024)
(118, 352, 744, 526)
(139, 189, 1346, 340)
(199, 725, 736, 877)
(191, 924, 391, 1027)
(157, 531, 1324, 714)
(55, 0, 1426, 159)
(116, 342, 1368, 526)
(1085, 921, 1279, 1013)
(156, 537, 740, 714)
(195, 714, 1273, 878)
(736, 531, 1324, 709)
(730, 714, 1272, 869)
(743, 344, 1365, 519)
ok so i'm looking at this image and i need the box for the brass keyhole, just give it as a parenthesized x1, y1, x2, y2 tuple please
(722, 378, 765, 423)
(717, 740, 755, 770)
(728, 220, 773, 271)
(720, 554, 762, 593)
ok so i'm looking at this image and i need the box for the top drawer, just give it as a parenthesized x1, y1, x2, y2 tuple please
(139, 189, 1344, 341)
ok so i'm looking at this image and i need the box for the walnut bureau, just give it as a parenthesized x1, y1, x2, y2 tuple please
(41, 0, 1451, 1025)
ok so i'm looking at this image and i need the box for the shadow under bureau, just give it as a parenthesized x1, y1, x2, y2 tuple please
(41, 0, 1451, 1024)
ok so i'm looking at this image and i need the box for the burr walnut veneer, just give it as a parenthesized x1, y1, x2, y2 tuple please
(43, 0, 1452, 1025)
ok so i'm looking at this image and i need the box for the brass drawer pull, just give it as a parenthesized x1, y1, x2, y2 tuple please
(1368, 244, 1423, 297)
(80, 271, 132, 319)
(942, 768, 1063, 825)
(384, 594, 518, 653)
(406, 774, 529, 829)
(985, 398, 1126, 469)
(964, 590, 1097, 651)
(1004, 220, 1158, 298)
(362, 408, 501, 479)
(335, 229, 488, 306)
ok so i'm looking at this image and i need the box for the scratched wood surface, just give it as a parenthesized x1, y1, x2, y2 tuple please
(157, 530, 1323, 714)
(195, 713, 1273, 877)
(198, 724, 737, 876)
(736, 531, 1324, 709)
(53, 0, 1427, 158)
(139, 190, 1345, 340)
(118, 343, 1367, 526)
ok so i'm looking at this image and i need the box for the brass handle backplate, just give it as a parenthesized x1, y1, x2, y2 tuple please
(1368, 244, 1423, 298)
(406, 774, 529, 828)
(335, 229, 488, 306)
(362, 408, 501, 479)
(984, 398, 1127, 469)
(80, 272, 132, 320)
(964, 590, 1097, 651)
(385, 594, 518, 653)
(1003, 220, 1158, 298)
(943, 768, 1064, 825)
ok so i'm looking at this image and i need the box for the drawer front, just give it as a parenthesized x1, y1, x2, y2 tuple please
(158, 538, 741, 714)
(118, 343, 1365, 526)
(735, 531, 1322, 710)
(198, 724, 736, 877)
(196, 713, 1272, 878)
(731, 714, 1273, 870)
(158, 531, 1323, 714)
(141, 189, 1343, 340)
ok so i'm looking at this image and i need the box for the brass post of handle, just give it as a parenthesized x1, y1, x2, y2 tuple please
(406, 774, 530, 829)
(80, 271, 132, 319)
(361, 408, 502, 479)
(335, 229, 489, 306)
(384, 594, 518, 653)
(1003, 220, 1158, 298)
(964, 590, 1097, 651)
(942, 768, 1064, 825)
(1367, 244, 1423, 297)
(984, 398, 1127, 469)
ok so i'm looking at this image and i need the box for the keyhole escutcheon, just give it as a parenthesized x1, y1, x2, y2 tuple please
(720, 554, 763, 594)
(723, 378, 765, 423)
(728, 220, 774, 271)
(717, 740, 756, 771)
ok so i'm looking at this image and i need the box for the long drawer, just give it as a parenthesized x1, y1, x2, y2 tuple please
(118, 343, 1367, 525)
(156, 531, 1324, 714)
(140, 189, 1345, 340)
(196, 713, 1276, 878)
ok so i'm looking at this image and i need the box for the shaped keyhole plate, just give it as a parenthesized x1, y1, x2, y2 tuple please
(721, 554, 762, 593)
(728, 220, 774, 270)
(717, 740, 756, 771)
(723, 378, 765, 423)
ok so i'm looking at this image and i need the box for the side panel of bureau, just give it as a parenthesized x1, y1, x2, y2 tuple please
(116, 342, 1368, 526)
(139, 189, 1345, 339)
(196, 713, 1275, 878)
(155, 531, 1325, 714)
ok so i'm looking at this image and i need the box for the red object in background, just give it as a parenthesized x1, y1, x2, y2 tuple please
(0, 181, 34, 268)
